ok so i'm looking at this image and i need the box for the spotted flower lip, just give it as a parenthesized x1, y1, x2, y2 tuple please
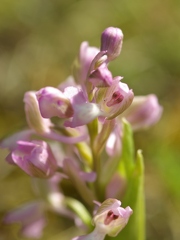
(7, 140, 58, 178)
(96, 77, 134, 120)
(93, 198, 133, 237)
(59, 75, 133, 128)
(72, 198, 133, 240)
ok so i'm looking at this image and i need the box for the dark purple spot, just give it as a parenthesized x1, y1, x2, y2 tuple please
(104, 210, 119, 225)
(57, 100, 62, 106)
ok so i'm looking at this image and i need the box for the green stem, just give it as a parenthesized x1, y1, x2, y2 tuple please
(65, 197, 92, 229)
(93, 152, 104, 201)
(87, 119, 98, 147)
(87, 119, 103, 200)
(87, 119, 99, 174)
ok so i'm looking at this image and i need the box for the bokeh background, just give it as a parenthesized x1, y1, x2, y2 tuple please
(0, 0, 180, 239)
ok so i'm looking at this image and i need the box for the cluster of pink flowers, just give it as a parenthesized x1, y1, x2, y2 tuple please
(0, 27, 162, 239)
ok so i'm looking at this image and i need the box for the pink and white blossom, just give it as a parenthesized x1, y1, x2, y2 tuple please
(7, 140, 57, 178)
(72, 198, 133, 240)
(124, 94, 163, 130)
(3, 201, 46, 239)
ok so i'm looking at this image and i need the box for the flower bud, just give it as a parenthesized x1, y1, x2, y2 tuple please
(101, 27, 123, 61)
(36, 87, 74, 119)
(10, 140, 57, 178)
(124, 94, 163, 130)
(24, 91, 52, 134)
(93, 198, 133, 237)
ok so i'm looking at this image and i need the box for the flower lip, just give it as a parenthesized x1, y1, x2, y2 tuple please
(104, 210, 119, 225)
(95, 78, 134, 120)
(93, 198, 133, 237)
(106, 91, 124, 107)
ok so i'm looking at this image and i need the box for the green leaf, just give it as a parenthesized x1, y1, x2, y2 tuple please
(117, 150, 145, 240)
(66, 197, 92, 229)
(118, 118, 135, 178)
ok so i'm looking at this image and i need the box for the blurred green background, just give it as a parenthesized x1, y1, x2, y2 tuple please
(0, 0, 180, 239)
